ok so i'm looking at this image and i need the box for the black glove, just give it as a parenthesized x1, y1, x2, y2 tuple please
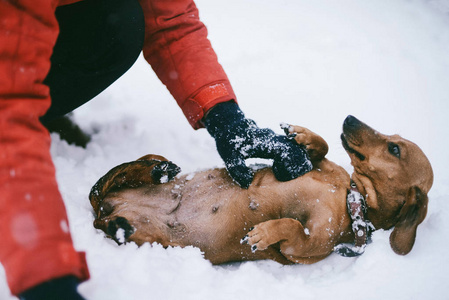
(19, 276, 86, 300)
(204, 101, 312, 188)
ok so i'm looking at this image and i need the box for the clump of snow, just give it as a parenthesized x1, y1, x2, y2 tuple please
(2, 1, 449, 299)
(115, 228, 126, 244)
(159, 174, 169, 184)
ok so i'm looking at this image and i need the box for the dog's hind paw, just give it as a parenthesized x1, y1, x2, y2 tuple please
(151, 161, 181, 184)
(107, 217, 135, 244)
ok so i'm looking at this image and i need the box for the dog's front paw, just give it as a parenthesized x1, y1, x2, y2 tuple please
(107, 217, 135, 244)
(282, 124, 314, 146)
(281, 124, 328, 161)
(151, 161, 181, 184)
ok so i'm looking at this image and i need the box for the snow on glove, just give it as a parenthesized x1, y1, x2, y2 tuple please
(19, 276, 86, 300)
(204, 101, 312, 188)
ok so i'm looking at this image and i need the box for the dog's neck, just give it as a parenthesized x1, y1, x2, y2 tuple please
(350, 172, 396, 230)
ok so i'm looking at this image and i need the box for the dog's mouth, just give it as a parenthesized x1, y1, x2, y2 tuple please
(341, 134, 366, 161)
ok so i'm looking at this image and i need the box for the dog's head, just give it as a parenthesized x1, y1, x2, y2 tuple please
(341, 115, 433, 255)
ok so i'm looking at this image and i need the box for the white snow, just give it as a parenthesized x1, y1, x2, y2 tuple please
(115, 228, 126, 244)
(159, 175, 169, 184)
(2, 0, 449, 299)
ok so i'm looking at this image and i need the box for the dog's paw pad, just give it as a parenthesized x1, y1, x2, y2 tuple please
(151, 161, 181, 183)
(107, 217, 135, 244)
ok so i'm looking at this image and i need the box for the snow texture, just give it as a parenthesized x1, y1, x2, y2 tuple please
(159, 175, 169, 184)
(2, 0, 449, 299)
(115, 228, 126, 244)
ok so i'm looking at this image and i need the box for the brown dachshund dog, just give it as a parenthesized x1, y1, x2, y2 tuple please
(89, 116, 433, 264)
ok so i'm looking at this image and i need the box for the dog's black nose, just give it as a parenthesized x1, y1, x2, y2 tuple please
(344, 115, 359, 127)
(344, 115, 362, 128)
(343, 115, 363, 134)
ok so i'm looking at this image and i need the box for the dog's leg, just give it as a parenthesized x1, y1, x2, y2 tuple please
(284, 125, 328, 162)
(89, 154, 181, 213)
(242, 218, 332, 263)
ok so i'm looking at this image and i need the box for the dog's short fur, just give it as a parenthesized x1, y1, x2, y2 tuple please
(89, 116, 433, 264)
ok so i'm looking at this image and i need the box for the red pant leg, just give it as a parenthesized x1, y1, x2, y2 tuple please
(0, 0, 89, 295)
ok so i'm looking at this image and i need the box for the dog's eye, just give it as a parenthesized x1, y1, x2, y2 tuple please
(388, 142, 401, 158)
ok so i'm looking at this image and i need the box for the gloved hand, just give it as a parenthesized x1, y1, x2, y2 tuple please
(204, 101, 312, 188)
(19, 276, 86, 300)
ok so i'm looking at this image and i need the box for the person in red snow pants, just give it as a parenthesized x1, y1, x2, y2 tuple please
(0, 0, 312, 299)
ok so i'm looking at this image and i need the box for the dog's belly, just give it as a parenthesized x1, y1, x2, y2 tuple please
(105, 168, 290, 263)
(140, 168, 281, 261)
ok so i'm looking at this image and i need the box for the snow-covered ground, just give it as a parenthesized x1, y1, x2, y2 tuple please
(2, 0, 449, 299)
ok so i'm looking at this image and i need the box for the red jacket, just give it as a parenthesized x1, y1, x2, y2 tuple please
(0, 0, 235, 295)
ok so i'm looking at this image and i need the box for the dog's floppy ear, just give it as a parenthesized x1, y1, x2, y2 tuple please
(389, 186, 428, 255)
